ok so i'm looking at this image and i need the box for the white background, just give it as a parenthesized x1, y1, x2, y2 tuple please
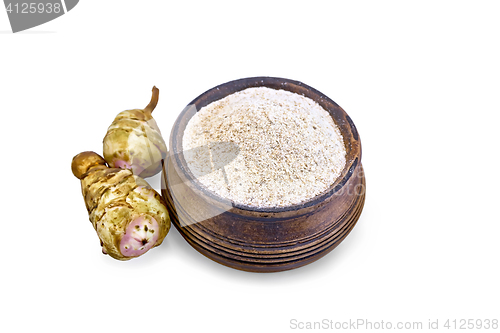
(1, 1, 499, 332)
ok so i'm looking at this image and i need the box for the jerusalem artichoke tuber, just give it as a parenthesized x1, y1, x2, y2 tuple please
(103, 86, 167, 178)
(72, 151, 170, 260)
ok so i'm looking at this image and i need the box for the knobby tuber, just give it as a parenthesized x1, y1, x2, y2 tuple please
(72, 151, 170, 260)
(103, 86, 167, 178)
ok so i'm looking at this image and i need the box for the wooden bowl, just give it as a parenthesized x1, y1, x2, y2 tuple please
(161, 77, 365, 272)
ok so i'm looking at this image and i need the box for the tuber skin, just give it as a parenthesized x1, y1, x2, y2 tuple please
(72, 151, 170, 260)
(103, 86, 168, 178)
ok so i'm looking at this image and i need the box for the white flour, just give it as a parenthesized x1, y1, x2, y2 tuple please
(183, 87, 346, 208)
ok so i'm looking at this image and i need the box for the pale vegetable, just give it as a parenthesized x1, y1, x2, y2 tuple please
(103, 86, 167, 178)
(71, 151, 170, 260)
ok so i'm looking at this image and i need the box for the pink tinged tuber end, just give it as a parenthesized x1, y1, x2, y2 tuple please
(120, 216, 160, 257)
(113, 159, 132, 170)
(113, 159, 145, 176)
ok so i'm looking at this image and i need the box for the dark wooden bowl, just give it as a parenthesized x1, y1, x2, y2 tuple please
(161, 77, 365, 272)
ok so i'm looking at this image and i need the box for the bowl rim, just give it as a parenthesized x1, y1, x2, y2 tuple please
(168, 76, 362, 213)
